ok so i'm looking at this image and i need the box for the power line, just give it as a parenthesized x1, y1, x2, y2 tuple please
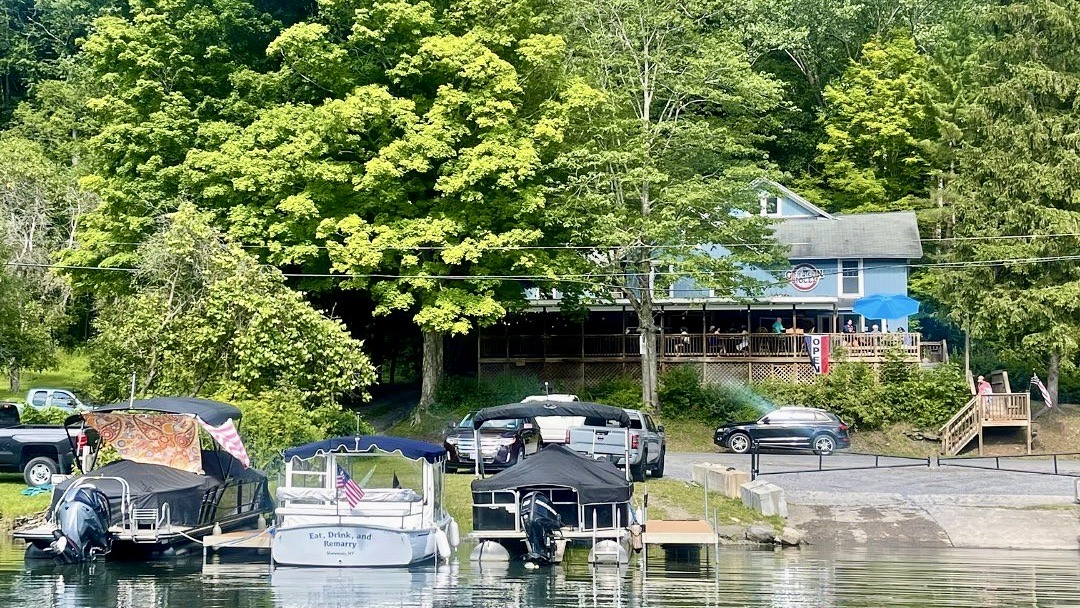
(8, 254, 1080, 283)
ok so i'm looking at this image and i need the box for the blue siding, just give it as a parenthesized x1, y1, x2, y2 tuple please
(778, 196, 817, 218)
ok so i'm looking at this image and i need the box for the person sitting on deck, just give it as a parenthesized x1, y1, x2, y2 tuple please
(771, 318, 785, 334)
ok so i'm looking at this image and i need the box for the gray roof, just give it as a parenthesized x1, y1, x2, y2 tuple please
(773, 211, 923, 259)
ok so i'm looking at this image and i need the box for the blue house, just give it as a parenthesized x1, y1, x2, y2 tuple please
(477, 180, 936, 387)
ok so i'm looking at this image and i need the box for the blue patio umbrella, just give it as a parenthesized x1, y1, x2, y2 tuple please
(852, 293, 920, 320)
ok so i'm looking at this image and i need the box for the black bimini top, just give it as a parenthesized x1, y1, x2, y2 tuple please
(72, 397, 242, 427)
(471, 444, 631, 504)
(472, 401, 631, 428)
(283, 436, 447, 464)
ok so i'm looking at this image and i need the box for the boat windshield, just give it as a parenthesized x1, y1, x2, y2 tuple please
(457, 412, 523, 431)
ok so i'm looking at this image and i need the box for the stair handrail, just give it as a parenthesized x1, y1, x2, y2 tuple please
(940, 396, 980, 456)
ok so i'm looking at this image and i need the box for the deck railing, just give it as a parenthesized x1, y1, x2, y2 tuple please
(480, 332, 921, 361)
(939, 393, 1031, 456)
(940, 397, 979, 456)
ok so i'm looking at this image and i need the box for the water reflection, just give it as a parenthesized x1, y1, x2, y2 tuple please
(0, 540, 1078, 607)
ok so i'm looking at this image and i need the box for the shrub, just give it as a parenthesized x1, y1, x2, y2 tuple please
(19, 407, 72, 425)
(755, 361, 969, 430)
(222, 388, 374, 472)
(584, 377, 644, 409)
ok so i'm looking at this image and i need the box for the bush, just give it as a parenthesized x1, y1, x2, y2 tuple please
(658, 366, 763, 423)
(755, 362, 969, 430)
(19, 406, 72, 425)
(222, 388, 374, 472)
(583, 377, 643, 409)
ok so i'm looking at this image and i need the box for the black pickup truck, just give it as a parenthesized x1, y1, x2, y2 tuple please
(0, 402, 80, 487)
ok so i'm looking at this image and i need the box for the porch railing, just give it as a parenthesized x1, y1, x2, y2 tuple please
(480, 332, 921, 360)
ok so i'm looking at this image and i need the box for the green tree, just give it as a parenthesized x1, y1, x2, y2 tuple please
(546, 0, 785, 409)
(59, 0, 284, 288)
(814, 35, 937, 212)
(0, 136, 93, 388)
(87, 204, 376, 405)
(931, 0, 1080, 407)
(180, 0, 575, 416)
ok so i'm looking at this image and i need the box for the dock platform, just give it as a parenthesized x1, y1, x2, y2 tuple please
(642, 519, 716, 545)
(202, 529, 272, 563)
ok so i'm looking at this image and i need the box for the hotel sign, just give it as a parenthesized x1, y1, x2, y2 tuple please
(787, 263, 823, 292)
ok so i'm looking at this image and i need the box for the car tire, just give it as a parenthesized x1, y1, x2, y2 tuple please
(727, 432, 752, 454)
(631, 449, 647, 482)
(812, 434, 836, 455)
(23, 456, 59, 487)
(651, 448, 666, 479)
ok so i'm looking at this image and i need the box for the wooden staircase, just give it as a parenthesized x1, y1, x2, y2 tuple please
(939, 393, 1032, 456)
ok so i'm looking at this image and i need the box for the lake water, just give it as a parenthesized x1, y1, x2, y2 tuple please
(1, 540, 1078, 607)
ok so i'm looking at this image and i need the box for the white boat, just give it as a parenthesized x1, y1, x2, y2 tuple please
(271, 436, 460, 567)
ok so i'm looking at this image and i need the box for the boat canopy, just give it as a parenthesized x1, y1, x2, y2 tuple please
(48, 450, 270, 527)
(471, 444, 631, 504)
(68, 397, 242, 427)
(283, 436, 447, 464)
(472, 401, 631, 428)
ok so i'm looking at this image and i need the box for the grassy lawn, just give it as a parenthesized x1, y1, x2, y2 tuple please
(442, 473, 780, 535)
(0, 475, 50, 528)
(0, 351, 92, 402)
(658, 418, 718, 453)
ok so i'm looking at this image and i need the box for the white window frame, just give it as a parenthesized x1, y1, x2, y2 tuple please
(838, 259, 863, 297)
(758, 193, 781, 217)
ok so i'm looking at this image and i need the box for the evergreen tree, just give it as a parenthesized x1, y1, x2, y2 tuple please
(932, 0, 1080, 406)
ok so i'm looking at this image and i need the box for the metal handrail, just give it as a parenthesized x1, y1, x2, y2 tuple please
(52, 475, 132, 532)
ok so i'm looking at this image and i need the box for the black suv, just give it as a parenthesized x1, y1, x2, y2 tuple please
(443, 411, 539, 472)
(714, 407, 850, 455)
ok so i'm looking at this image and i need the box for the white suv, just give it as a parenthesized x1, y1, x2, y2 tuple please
(521, 394, 581, 445)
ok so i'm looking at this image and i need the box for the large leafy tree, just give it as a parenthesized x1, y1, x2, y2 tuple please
(60, 0, 285, 287)
(178, 0, 575, 414)
(931, 0, 1080, 406)
(548, 0, 785, 409)
(88, 204, 376, 404)
(813, 35, 937, 212)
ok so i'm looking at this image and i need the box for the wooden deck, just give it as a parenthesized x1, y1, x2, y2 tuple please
(642, 519, 716, 545)
(480, 332, 925, 362)
(940, 393, 1032, 456)
(202, 529, 273, 563)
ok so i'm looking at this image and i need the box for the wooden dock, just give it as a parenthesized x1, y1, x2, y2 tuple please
(642, 519, 716, 545)
(202, 529, 273, 563)
(641, 519, 717, 575)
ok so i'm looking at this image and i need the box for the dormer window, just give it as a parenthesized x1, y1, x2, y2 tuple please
(758, 193, 779, 216)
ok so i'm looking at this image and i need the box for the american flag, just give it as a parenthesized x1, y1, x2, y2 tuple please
(336, 465, 365, 507)
(1031, 373, 1054, 409)
(198, 418, 251, 468)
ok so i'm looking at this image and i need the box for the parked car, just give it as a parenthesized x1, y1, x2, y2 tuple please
(520, 393, 582, 445)
(564, 408, 666, 481)
(443, 410, 539, 472)
(23, 388, 90, 413)
(0, 401, 84, 486)
(713, 406, 850, 455)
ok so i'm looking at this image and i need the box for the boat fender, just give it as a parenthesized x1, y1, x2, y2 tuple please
(469, 541, 511, 562)
(629, 523, 643, 552)
(435, 528, 452, 560)
(448, 519, 461, 548)
(588, 540, 629, 565)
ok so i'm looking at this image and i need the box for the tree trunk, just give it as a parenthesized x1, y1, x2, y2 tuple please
(639, 310, 658, 412)
(1048, 350, 1060, 409)
(8, 364, 19, 394)
(415, 329, 444, 423)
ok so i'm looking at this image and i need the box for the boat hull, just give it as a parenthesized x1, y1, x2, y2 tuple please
(271, 524, 437, 567)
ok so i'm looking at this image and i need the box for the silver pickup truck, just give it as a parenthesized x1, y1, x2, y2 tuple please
(564, 409, 666, 481)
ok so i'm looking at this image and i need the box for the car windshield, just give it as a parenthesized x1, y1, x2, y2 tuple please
(457, 413, 522, 431)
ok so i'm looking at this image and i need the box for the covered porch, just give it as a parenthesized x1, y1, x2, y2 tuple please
(477, 304, 946, 387)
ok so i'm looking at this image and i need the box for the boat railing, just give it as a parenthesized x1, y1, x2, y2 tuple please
(52, 475, 132, 532)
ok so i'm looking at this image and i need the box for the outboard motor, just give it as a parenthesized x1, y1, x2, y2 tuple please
(48, 486, 113, 563)
(520, 491, 561, 565)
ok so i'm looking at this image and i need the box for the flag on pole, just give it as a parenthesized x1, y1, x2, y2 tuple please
(336, 465, 365, 507)
(1031, 373, 1054, 409)
(197, 418, 251, 468)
